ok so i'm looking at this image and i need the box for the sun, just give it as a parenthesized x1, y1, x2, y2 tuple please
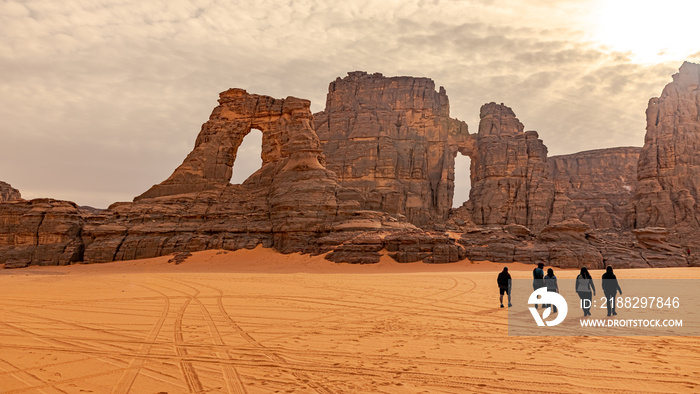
(591, 0, 700, 63)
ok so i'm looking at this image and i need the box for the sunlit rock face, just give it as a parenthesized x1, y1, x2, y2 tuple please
(86, 88, 417, 261)
(633, 61, 700, 229)
(314, 72, 473, 228)
(136, 88, 328, 200)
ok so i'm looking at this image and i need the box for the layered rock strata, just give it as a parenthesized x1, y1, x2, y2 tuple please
(81, 89, 422, 262)
(633, 61, 700, 229)
(2, 64, 699, 269)
(464, 103, 562, 231)
(0, 199, 86, 268)
(1, 89, 446, 266)
(314, 72, 472, 227)
(549, 147, 640, 229)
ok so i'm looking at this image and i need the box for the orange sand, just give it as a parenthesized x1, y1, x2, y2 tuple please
(0, 247, 698, 393)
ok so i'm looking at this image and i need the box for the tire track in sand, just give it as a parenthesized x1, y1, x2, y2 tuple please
(172, 284, 205, 393)
(154, 277, 246, 394)
(111, 284, 170, 394)
(166, 276, 334, 394)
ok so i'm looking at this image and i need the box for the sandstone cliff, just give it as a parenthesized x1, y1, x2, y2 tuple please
(633, 61, 700, 229)
(464, 103, 559, 231)
(0, 199, 86, 268)
(0, 181, 21, 202)
(314, 72, 472, 227)
(2, 64, 698, 269)
(549, 147, 640, 229)
(88, 88, 420, 261)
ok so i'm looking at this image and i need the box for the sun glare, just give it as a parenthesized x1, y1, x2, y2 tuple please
(592, 0, 700, 63)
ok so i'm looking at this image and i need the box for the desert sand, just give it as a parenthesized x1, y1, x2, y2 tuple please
(0, 248, 699, 393)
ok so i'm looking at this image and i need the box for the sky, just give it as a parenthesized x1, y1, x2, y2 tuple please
(1, 0, 699, 208)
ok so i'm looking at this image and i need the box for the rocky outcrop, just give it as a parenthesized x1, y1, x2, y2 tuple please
(633, 61, 700, 229)
(137, 88, 329, 200)
(463, 103, 567, 231)
(0, 199, 85, 268)
(0, 181, 21, 202)
(324, 230, 466, 265)
(549, 147, 640, 229)
(314, 72, 472, 227)
(2, 64, 699, 269)
(458, 220, 604, 269)
(78, 89, 426, 262)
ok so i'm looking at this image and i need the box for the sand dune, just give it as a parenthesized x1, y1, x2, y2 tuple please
(0, 248, 699, 393)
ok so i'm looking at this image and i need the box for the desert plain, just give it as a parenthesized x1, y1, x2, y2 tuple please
(0, 248, 698, 393)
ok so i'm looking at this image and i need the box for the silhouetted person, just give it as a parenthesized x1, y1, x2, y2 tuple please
(576, 267, 596, 316)
(544, 268, 559, 313)
(532, 262, 545, 309)
(602, 266, 622, 316)
(497, 267, 512, 308)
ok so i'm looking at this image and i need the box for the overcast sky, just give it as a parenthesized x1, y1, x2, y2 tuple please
(2, 0, 699, 208)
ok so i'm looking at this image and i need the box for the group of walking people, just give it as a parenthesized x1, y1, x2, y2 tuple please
(497, 263, 623, 317)
(575, 266, 623, 317)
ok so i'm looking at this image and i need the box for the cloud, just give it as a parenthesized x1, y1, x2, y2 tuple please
(0, 0, 689, 207)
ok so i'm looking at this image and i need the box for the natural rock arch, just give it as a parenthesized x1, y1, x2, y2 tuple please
(230, 128, 263, 185)
(451, 153, 472, 208)
(136, 89, 324, 200)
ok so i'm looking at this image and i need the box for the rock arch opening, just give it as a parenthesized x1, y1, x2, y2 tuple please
(453, 153, 472, 208)
(230, 128, 263, 184)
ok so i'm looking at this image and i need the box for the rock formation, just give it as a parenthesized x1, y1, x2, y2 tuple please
(549, 147, 640, 229)
(633, 61, 700, 229)
(2, 63, 699, 269)
(314, 72, 472, 227)
(464, 103, 559, 231)
(0, 181, 21, 202)
(0, 199, 85, 268)
(82, 89, 422, 262)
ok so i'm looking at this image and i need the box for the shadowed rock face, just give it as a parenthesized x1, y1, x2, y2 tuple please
(549, 147, 641, 229)
(633, 61, 700, 229)
(314, 72, 473, 227)
(0, 199, 85, 268)
(0, 182, 21, 202)
(465, 103, 558, 231)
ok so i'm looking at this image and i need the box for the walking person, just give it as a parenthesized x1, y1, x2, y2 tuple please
(532, 262, 545, 309)
(576, 267, 596, 316)
(602, 266, 622, 316)
(497, 267, 512, 308)
(544, 268, 559, 313)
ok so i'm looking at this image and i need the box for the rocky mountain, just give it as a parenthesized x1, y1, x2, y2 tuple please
(1, 63, 698, 268)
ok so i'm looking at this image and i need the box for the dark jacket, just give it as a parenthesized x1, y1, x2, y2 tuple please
(544, 274, 558, 292)
(602, 271, 622, 295)
(532, 267, 545, 288)
(497, 271, 511, 289)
